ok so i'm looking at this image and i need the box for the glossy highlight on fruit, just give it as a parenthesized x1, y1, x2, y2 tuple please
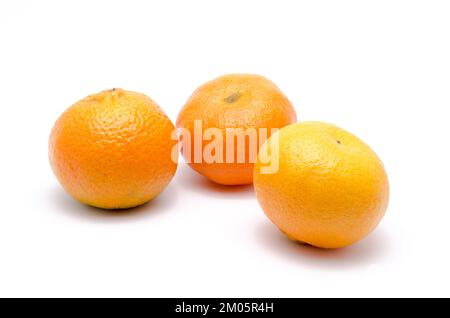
(254, 121, 389, 248)
(49, 88, 178, 209)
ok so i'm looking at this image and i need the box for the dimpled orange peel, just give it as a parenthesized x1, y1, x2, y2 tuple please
(49, 88, 178, 209)
(176, 74, 297, 185)
(254, 121, 389, 249)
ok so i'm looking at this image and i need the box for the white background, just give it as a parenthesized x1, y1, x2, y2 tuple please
(0, 0, 449, 297)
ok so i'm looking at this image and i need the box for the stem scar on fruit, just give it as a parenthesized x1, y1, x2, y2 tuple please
(224, 92, 242, 103)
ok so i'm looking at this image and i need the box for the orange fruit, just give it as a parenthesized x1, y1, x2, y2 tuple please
(49, 88, 178, 209)
(176, 74, 297, 185)
(254, 121, 389, 248)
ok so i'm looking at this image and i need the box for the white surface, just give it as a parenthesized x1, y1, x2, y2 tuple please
(1, 0, 449, 297)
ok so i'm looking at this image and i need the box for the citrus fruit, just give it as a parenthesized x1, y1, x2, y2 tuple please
(176, 74, 297, 185)
(254, 121, 389, 248)
(49, 88, 178, 209)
